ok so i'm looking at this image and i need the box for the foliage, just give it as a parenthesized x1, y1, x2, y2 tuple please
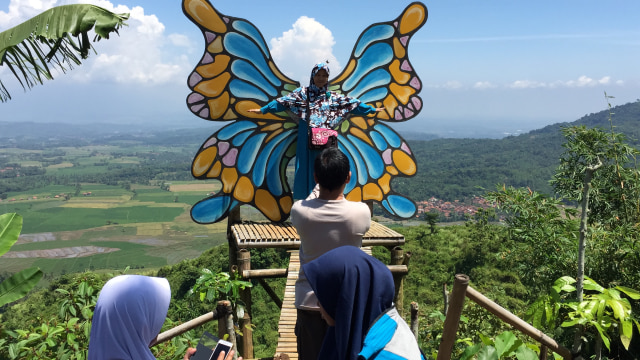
(189, 269, 252, 321)
(459, 331, 539, 360)
(484, 185, 578, 293)
(551, 125, 640, 228)
(0, 213, 42, 307)
(0, 274, 98, 359)
(527, 276, 640, 354)
(0, 4, 129, 102)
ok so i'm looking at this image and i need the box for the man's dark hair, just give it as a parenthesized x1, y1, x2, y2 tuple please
(314, 147, 350, 191)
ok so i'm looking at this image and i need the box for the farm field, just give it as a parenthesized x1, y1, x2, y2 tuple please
(0, 182, 233, 277)
(0, 140, 246, 277)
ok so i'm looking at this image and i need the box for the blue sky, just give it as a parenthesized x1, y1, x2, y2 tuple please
(1, 0, 639, 137)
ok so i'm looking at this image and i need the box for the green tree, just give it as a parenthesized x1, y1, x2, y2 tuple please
(484, 186, 577, 293)
(551, 98, 640, 353)
(0, 4, 129, 102)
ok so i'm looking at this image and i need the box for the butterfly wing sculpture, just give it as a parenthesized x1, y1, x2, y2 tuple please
(183, 0, 427, 223)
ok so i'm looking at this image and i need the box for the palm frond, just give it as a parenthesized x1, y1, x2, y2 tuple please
(0, 4, 129, 102)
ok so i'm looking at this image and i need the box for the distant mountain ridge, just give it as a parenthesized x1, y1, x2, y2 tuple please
(2, 101, 638, 202)
(400, 101, 640, 201)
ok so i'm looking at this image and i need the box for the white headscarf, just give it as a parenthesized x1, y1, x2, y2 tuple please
(88, 275, 171, 360)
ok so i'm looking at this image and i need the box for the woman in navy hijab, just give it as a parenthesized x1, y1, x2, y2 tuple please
(303, 246, 424, 360)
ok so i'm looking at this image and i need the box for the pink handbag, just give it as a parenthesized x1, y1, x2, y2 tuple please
(308, 128, 338, 150)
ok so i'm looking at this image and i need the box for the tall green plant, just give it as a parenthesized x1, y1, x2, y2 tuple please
(0, 213, 43, 307)
(551, 97, 640, 352)
(0, 275, 98, 359)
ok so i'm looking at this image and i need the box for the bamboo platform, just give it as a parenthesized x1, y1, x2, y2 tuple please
(274, 250, 299, 359)
(274, 247, 373, 359)
(231, 220, 404, 249)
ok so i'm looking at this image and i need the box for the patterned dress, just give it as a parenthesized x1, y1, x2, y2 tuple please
(260, 63, 377, 198)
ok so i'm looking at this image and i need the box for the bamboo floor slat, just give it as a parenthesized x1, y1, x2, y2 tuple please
(231, 221, 404, 249)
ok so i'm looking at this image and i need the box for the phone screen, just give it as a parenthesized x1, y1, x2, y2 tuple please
(210, 341, 232, 360)
(191, 332, 232, 360)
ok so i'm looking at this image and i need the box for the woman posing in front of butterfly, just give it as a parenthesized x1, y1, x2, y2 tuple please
(249, 62, 384, 200)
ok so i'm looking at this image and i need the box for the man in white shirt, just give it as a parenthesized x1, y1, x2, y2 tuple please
(291, 147, 371, 360)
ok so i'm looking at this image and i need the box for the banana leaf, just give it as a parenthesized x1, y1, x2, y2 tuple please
(0, 267, 43, 307)
(0, 213, 22, 257)
(0, 4, 129, 102)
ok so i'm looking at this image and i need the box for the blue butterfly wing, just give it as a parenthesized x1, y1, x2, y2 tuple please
(184, 0, 427, 222)
(191, 120, 297, 223)
(183, 0, 302, 223)
(331, 2, 427, 122)
(331, 2, 427, 219)
(338, 119, 418, 219)
(183, 0, 299, 121)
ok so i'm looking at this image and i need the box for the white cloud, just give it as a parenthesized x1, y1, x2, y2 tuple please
(549, 75, 612, 88)
(269, 16, 340, 85)
(168, 34, 193, 48)
(509, 80, 547, 89)
(440, 81, 463, 90)
(473, 81, 496, 89)
(0, 0, 58, 28)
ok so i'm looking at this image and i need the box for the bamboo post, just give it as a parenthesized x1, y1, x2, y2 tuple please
(539, 345, 548, 360)
(227, 207, 241, 269)
(391, 246, 405, 316)
(217, 300, 233, 343)
(410, 302, 419, 340)
(437, 274, 469, 360)
(237, 249, 253, 359)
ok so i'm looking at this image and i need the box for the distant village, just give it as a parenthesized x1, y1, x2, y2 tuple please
(416, 196, 496, 221)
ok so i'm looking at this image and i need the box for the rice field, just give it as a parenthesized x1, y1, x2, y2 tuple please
(1, 143, 232, 277)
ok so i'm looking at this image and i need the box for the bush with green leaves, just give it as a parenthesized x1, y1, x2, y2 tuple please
(527, 276, 640, 358)
(460, 331, 540, 360)
(0, 272, 198, 360)
(0, 274, 98, 359)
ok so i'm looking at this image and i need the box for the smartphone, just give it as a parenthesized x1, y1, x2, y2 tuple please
(191, 332, 233, 360)
(210, 339, 233, 360)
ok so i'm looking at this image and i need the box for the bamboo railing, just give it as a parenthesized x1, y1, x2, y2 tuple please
(437, 274, 573, 360)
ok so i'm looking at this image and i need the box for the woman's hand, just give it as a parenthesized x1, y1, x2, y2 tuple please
(375, 107, 385, 112)
(183, 347, 197, 359)
(247, 109, 262, 113)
